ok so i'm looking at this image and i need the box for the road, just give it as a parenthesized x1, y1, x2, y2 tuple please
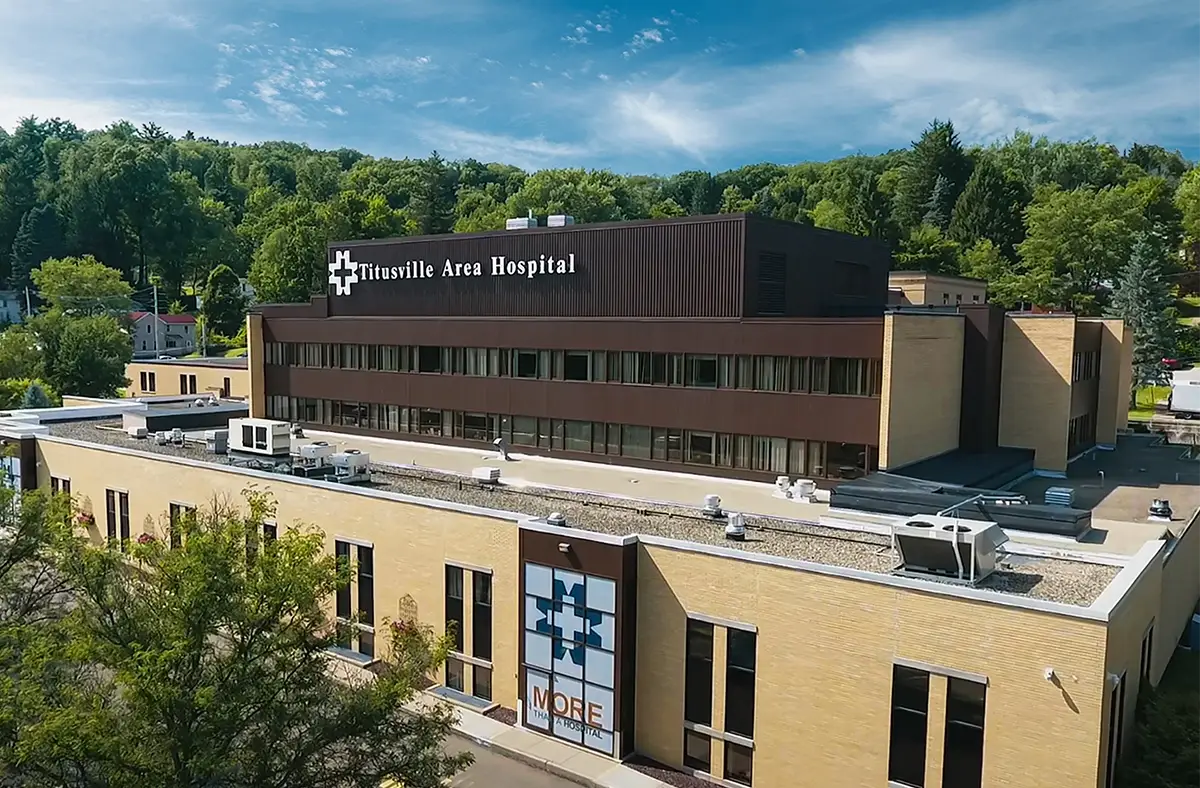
(445, 736, 578, 787)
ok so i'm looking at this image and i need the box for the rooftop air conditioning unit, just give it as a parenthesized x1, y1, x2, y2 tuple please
(891, 515, 1008, 585)
(330, 449, 370, 484)
(127, 426, 148, 439)
(547, 214, 575, 227)
(472, 466, 502, 484)
(506, 217, 537, 230)
(299, 441, 334, 463)
(229, 418, 292, 458)
(204, 429, 228, 454)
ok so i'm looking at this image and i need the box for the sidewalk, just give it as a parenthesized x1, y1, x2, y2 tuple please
(412, 694, 670, 788)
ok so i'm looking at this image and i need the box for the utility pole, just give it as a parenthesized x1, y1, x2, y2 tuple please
(153, 284, 160, 356)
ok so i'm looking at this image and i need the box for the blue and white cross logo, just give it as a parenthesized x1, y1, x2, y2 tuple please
(328, 250, 359, 296)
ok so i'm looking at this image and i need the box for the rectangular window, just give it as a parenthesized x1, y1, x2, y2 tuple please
(684, 619, 714, 726)
(622, 424, 652, 460)
(724, 629, 756, 738)
(724, 742, 753, 786)
(179, 374, 188, 394)
(472, 665, 492, 701)
(168, 503, 192, 549)
(888, 665, 930, 787)
(334, 541, 352, 620)
(147, 372, 156, 392)
(446, 657, 465, 692)
(139, 371, 147, 390)
(472, 571, 492, 661)
(105, 489, 117, 545)
(563, 420, 591, 453)
(223, 377, 231, 397)
(685, 355, 718, 388)
(445, 565, 464, 653)
(685, 431, 716, 465)
(417, 408, 443, 436)
(1106, 673, 1126, 788)
(516, 350, 538, 378)
(188, 375, 197, 394)
(564, 351, 590, 381)
(943, 678, 987, 788)
(1140, 624, 1154, 686)
(417, 346, 442, 373)
(357, 545, 374, 630)
(810, 357, 828, 393)
(263, 522, 278, 542)
(683, 730, 711, 773)
(511, 416, 537, 447)
(118, 491, 130, 549)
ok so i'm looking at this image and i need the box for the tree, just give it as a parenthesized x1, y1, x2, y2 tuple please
(407, 152, 457, 235)
(202, 264, 248, 338)
(810, 199, 853, 233)
(29, 311, 132, 397)
(9, 204, 63, 294)
(948, 157, 1028, 257)
(249, 219, 329, 305)
(8, 490, 471, 787)
(1107, 235, 1176, 393)
(894, 224, 961, 275)
(0, 326, 43, 379)
(20, 380, 52, 408)
(649, 198, 686, 219)
(893, 119, 971, 233)
(31, 255, 134, 316)
(921, 174, 954, 230)
(1174, 168, 1200, 271)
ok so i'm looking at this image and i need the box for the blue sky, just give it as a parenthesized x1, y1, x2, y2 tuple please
(0, 0, 1196, 173)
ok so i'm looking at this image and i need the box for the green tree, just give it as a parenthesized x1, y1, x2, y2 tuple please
(9, 490, 471, 787)
(649, 198, 686, 219)
(0, 326, 43, 379)
(31, 255, 134, 316)
(894, 224, 961, 275)
(407, 152, 457, 235)
(948, 157, 1028, 257)
(202, 264, 248, 338)
(20, 380, 53, 408)
(921, 174, 954, 230)
(30, 311, 132, 397)
(296, 155, 345, 203)
(249, 219, 329, 304)
(9, 204, 62, 294)
(1174, 168, 1200, 270)
(810, 199, 853, 233)
(1107, 234, 1176, 392)
(893, 119, 971, 233)
(718, 185, 753, 214)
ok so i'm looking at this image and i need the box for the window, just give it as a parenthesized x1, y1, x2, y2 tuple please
(943, 678, 986, 788)
(417, 346, 442, 373)
(724, 742, 753, 786)
(888, 665, 930, 787)
(357, 545, 374, 631)
(516, 350, 538, 378)
(512, 416, 537, 447)
(724, 629, 756, 738)
(1139, 624, 1154, 686)
(223, 377, 231, 397)
(685, 355, 718, 388)
(1105, 673, 1126, 788)
(417, 408, 443, 436)
(445, 565, 464, 652)
(147, 372, 156, 392)
(563, 351, 591, 381)
(622, 425, 652, 460)
(446, 657, 465, 692)
(829, 358, 879, 396)
(563, 420, 591, 453)
(684, 619, 714, 725)
(683, 730, 711, 773)
(168, 503, 193, 549)
(118, 491, 130, 549)
(105, 489, 118, 545)
(179, 374, 188, 394)
(263, 522, 278, 542)
(472, 571, 492, 661)
(686, 431, 716, 465)
(472, 665, 492, 701)
(335, 541, 352, 621)
(139, 371, 148, 390)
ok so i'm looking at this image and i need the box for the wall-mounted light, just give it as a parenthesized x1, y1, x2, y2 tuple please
(558, 542, 571, 554)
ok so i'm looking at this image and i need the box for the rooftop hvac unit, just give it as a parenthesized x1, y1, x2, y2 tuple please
(154, 431, 169, 445)
(330, 449, 370, 484)
(547, 214, 575, 227)
(506, 217, 537, 230)
(204, 429, 228, 454)
(170, 428, 185, 446)
(299, 441, 334, 463)
(228, 418, 292, 458)
(546, 512, 567, 527)
(891, 515, 1009, 585)
(703, 495, 723, 518)
(472, 466, 502, 484)
(127, 426, 148, 439)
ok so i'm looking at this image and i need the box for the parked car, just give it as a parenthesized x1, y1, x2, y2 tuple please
(1163, 357, 1184, 370)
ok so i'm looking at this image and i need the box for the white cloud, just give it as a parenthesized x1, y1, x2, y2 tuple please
(252, 77, 303, 121)
(590, 0, 1199, 159)
(624, 28, 664, 57)
(214, 73, 232, 90)
(416, 123, 590, 171)
(324, 47, 352, 57)
(326, 105, 347, 116)
(415, 96, 472, 108)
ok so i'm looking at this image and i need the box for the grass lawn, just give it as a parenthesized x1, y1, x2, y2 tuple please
(224, 347, 247, 357)
(1178, 295, 1200, 326)
(1130, 386, 1171, 421)
(1118, 648, 1199, 788)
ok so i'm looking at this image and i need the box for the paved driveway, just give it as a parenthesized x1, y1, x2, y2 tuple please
(446, 736, 577, 787)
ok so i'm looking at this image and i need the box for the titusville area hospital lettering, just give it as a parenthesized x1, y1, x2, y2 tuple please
(363, 254, 576, 282)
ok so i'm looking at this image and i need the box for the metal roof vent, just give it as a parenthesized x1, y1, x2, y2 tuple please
(472, 467, 502, 484)
(891, 514, 1009, 585)
(725, 512, 746, 541)
(547, 512, 567, 528)
(547, 214, 575, 227)
(703, 495, 723, 518)
(506, 210, 537, 230)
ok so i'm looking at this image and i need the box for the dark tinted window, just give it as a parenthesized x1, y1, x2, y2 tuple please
(724, 629, 757, 738)
(888, 665, 929, 787)
(943, 678, 986, 788)
(445, 566, 464, 652)
(684, 620, 714, 725)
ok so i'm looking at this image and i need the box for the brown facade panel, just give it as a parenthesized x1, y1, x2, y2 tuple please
(262, 317, 884, 358)
(958, 305, 1006, 452)
(265, 366, 882, 446)
(326, 217, 746, 319)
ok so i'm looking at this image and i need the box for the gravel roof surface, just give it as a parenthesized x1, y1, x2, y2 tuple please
(51, 421, 1121, 607)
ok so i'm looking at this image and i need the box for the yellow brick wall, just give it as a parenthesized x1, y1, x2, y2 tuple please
(1158, 511, 1200, 681)
(1092, 319, 1129, 445)
(998, 315, 1075, 472)
(125, 362, 249, 399)
(635, 544, 1109, 788)
(878, 312, 964, 469)
(37, 439, 520, 709)
(247, 313, 266, 419)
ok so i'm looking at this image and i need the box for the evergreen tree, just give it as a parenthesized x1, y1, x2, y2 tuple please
(20, 380, 52, 409)
(948, 157, 1028, 258)
(408, 151, 457, 235)
(893, 119, 971, 233)
(201, 263, 248, 338)
(1107, 234, 1176, 392)
(9, 203, 62, 294)
(922, 174, 953, 230)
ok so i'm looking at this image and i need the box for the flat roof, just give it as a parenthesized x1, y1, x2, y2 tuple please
(129, 357, 248, 369)
(886, 271, 988, 286)
(46, 419, 1129, 611)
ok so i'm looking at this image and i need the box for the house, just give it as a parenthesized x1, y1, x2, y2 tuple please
(130, 311, 197, 355)
(0, 290, 25, 325)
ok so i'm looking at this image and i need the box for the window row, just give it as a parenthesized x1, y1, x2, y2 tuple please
(263, 342, 883, 397)
(334, 539, 376, 659)
(888, 664, 987, 788)
(264, 397, 878, 480)
(1072, 349, 1099, 383)
(445, 564, 494, 703)
(684, 618, 757, 786)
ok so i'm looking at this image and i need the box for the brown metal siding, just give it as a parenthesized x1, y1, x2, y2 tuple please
(326, 217, 745, 319)
(958, 305, 1005, 452)
(262, 317, 883, 358)
(264, 366, 881, 446)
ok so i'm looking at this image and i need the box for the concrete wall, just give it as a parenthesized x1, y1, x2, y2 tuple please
(1094, 320, 1129, 445)
(878, 312, 964, 469)
(126, 362, 249, 399)
(887, 274, 988, 306)
(36, 438, 521, 710)
(998, 315, 1075, 472)
(634, 543, 1109, 788)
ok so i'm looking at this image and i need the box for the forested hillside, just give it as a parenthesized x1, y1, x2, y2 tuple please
(1, 116, 1196, 315)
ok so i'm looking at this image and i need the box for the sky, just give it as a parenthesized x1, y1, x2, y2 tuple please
(0, 0, 1196, 174)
